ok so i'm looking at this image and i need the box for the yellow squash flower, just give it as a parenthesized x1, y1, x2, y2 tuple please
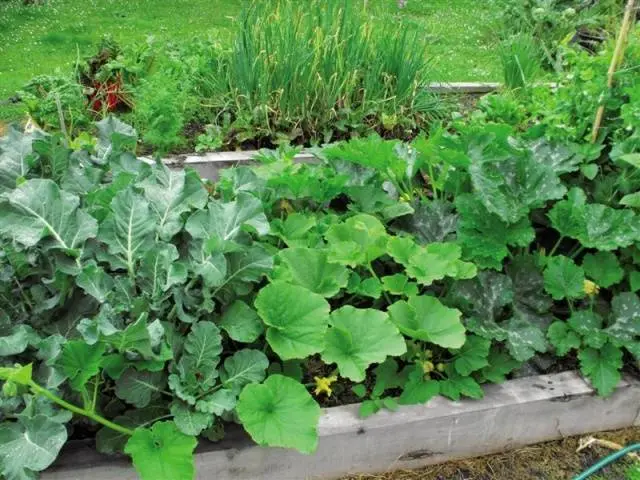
(314, 376, 337, 397)
(584, 279, 600, 296)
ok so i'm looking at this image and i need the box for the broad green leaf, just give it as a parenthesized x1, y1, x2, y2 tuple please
(448, 271, 513, 340)
(322, 306, 406, 382)
(456, 193, 534, 270)
(220, 349, 269, 393)
(0, 325, 39, 357)
(404, 242, 477, 286)
(547, 321, 581, 356)
(543, 256, 585, 300)
(478, 349, 520, 383)
(504, 314, 548, 361)
(0, 415, 67, 479)
(387, 236, 419, 265)
(395, 200, 458, 244)
(439, 367, 484, 401)
(97, 408, 167, 456)
(59, 340, 105, 391)
(270, 212, 317, 247)
(274, 248, 349, 297)
(170, 401, 212, 436)
(103, 315, 156, 357)
(0, 364, 32, 386)
(115, 369, 167, 408)
(582, 252, 623, 288)
(32, 135, 70, 184)
(0, 126, 39, 194)
(568, 311, 608, 349)
(452, 335, 490, 375)
(99, 187, 156, 274)
(469, 151, 566, 223)
(549, 188, 640, 251)
(346, 274, 382, 299)
(76, 262, 114, 303)
(526, 138, 583, 174)
(219, 301, 264, 343)
(219, 244, 273, 294)
(399, 366, 440, 405)
(139, 243, 187, 298)
(606, 293, 640, 343)
(381, 274, 419, 297)
(196, 389, 236, 415)
(325, 214, 388, 267)
(181, 321, 223, 375)
(621, 192, 640, 208)
(581, 164, 599, 180)
(619, 153, 640, 169)
(388, 295, 466, 348)
(125, 421, 197, 480)
(324, 135, 405, 180)
(578, 343, 623, 396)
(236, 374, 321, 454)
(256, 282, 330, 360)
(185, 193, 269, 251)
(359, 400, 381, 418)
(0, 179, 97, 252)
(507, 254, 553, 321)
(138, 165, 207, 241)
(96, 116, 137, 161)
(187, 239, 227, 287)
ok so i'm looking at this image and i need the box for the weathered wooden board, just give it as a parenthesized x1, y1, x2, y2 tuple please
(44, 371, 640, 480)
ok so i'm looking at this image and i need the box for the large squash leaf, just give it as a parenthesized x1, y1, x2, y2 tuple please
(469, 149, 566, 223)
(236, 374, 321, 454)
(549, 188, 640, 250)
(255, 282, 330, 360)
(322, 306, 406, 381)
(273, 247, 349, 297)
(388, 295, 466, 348)
(125, 421, 197, 480)
(456, 193, 534, 270)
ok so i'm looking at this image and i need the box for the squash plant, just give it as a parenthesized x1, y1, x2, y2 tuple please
(0, 116, 639, 479)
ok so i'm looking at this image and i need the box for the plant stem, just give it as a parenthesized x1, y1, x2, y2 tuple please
(367, 263, 392, 305)
(29, 381, 135, 436)
(590, 0, 636, 143)
(548, 236, 565, 257)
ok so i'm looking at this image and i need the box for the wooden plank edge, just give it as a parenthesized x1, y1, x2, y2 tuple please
(43, 371, 640, 480)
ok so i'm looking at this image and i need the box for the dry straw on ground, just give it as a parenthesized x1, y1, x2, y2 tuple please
(341, 428, 640, 480)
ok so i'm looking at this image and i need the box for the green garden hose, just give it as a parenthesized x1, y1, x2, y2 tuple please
(573, 443, 640, 480)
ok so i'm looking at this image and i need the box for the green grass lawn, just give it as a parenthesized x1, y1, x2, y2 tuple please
(0, 0, 503, 122)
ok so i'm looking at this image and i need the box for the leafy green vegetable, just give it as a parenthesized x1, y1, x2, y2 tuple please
(388, 295, 466, 348)
(322, 306, 406, 381)
(469, 149, 566, 223)
(578, 343, 623, 396)
(582, 252, 623, 288)
(255, 282, 330, 360)
(125, 421, 197, 480)
(273, 248, 349, 297)
(0, 414, 68, 479)
(543, 256, 585, 300)
(236, 375, 321, 454)
(549, 188, 640, 250)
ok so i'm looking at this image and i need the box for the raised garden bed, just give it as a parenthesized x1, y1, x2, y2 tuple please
(43, 371, 640, 480)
